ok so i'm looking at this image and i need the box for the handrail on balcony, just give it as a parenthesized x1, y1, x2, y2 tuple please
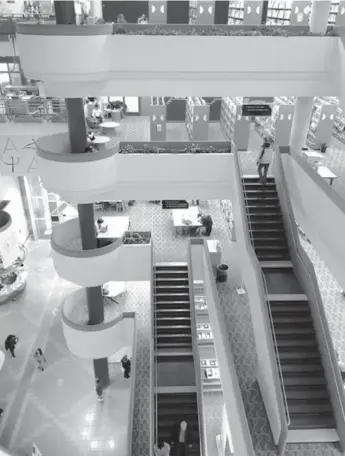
(235, 146, 290, 429)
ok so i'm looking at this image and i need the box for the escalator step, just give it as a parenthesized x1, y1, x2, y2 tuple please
(289, 412, 335, 430)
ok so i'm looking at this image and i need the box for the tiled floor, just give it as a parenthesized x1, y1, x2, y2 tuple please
(1, 116, 345, 456)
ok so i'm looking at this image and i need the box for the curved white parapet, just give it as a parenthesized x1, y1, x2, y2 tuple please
(37, 147, 233, 203)
(62, 288, 135, 359)
(0, 211, 21, 268)
(51, 219, 152, 286)
(36, 133, 118, 202)
(16, 24, 338, 97)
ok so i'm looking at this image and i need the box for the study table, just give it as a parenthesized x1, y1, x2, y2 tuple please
(317, 166, 338, 186)
(104, 108, 122, 122)
(172, 206, 202, 235)
(88, 135, 110, 151)
(100, 121, 121, 137)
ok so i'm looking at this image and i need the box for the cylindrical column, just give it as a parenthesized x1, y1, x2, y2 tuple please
(55, 1, 109, 387)
(289, 97, 314, 153)
(309, 0, 331, 34)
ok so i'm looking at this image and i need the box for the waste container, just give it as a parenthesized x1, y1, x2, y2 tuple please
(216, 264, 229, 283)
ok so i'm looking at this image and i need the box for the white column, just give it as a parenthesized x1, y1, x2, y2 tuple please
(289, 97, 314, 152)
(309, 0, 331, 34)
(89, 0, 103, 19)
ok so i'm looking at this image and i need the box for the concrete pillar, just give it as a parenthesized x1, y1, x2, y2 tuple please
(90, 0, 103, 19)
(54, 1, 110, 387)
(309, 0, 331, 34)
(289, 97, 314, 153)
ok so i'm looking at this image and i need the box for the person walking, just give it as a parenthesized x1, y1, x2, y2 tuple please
(5, 335, 18, 358)
(95, 377, 104, 403)
(170, 421, 192, 456)
(121, 354, 131, 379)
(34, 348, 46, 371)
(257, 137, 274, 184)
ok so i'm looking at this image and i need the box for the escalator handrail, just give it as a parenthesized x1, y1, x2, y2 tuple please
(150, 241, 158, 455)
(187, 241, 207, 456)
(233, 143, 291, 427)
(274, 150, 345, 421)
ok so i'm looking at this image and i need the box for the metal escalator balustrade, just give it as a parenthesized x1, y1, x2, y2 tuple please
(240, 171, 336, 434)
(153, 263, 201, 455)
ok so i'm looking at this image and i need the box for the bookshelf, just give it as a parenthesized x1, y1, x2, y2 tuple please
(150, 97, 166, 141)
(185, 97, 210, 141)
(189, 0, 197, 24)
(228, 0, 244, 24)
(220, 97, 250, 150)
(306, 98, 337, 150)
(336, 1, 345, 25)
(329, 0, 340, 25)
(290, 0, 311, 25)
(190, 0, 215, 24)
(266, 0, 291, 26)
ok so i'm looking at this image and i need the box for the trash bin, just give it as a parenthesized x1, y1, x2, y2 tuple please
(216, 264, 229, 283)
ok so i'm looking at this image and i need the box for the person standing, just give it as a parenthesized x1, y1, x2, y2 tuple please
(257, 137, 274, 184)
(95, 377, 104, 402)
(121, 354, 131, 379)
(5, 335, 18, 358)
(154, 438, 170, 456)
(34, 348, 46, 371)
(171, 421, 191, 456)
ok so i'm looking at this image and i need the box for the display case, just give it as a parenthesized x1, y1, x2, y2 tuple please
(266, 0, 291, 25)
(150, 97, 167, 141)
(197, 321, 214, 344)
(306, 98, 337, 150)
(220, 97, 250, 150)
(185, 97, 210, 141)
(193, 280, 208, 315)
(228, 0, 244, 24)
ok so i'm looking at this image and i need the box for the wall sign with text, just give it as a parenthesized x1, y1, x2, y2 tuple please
(0, 136, 39, 175)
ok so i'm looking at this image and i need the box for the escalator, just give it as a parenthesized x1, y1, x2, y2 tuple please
(242, 176, 337, 437)
(153, 263, 200, 455)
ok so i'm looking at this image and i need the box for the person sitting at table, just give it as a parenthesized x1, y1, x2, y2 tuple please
(117, 13, 127, 23)
(88, 131, 95, 141)
(137, 14, 148, 24)
(199, 214, 213, 237)
(92, 103, 103, 123)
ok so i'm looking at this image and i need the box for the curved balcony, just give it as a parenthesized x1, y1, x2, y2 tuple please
(62, 288, 135, 359)
(16, 24, 338, 97)
(51, 219, 152, 286)
(36, 133, 117, 203)
(0, 211, 22, 269)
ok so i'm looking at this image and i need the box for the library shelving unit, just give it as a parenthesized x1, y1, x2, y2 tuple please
(185, 97, 210, 141)
(189, 0, 197, 24)
(150, 96, 166, 141)
(220, 97, 250, 150)
(228, 0, 244, 24)
(329, 0, 340, 25)
(255, 97, 295, 146)
(306, 98, 337, 150)
(266, 1, 291, 26)
(290, 0, 311, 25)
(189, 0, 215, 24)
(333, 107, 345, 144)
(336, 1, 345, 25)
